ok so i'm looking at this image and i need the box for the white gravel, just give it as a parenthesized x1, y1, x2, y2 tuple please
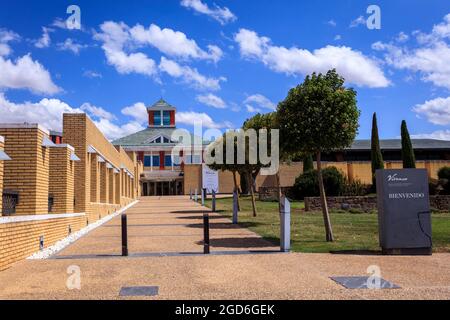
(27, 201, 139, 260)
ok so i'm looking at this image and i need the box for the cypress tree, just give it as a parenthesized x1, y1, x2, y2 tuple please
(401, 120, 416, 168)
(303, 154, 314, 172)
(371, 113, 384, 186)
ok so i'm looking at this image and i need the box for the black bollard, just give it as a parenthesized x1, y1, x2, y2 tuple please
(212, 190, 216, 212)
(121, 214, 128, 256)
(203, 213, 210, 254)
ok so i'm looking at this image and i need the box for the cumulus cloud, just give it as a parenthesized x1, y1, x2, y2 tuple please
(411, 130, 450, 141)
(244, 94, 276, 112)
(159, 57, 224, 91)
(196, 93, 226, 109)
(0, 29, 20, 56)
(94, 21, 157, 77)
(350, 16, 366, 28)
(413, 96, 450, 125)
(373, 14, 450, 89)
(130, 23, 222, 62)
(0, 93, 145, 140)
(180, 0, 236, 25)
(57, 38, 87, 54)
(83, 70, 102, 78)
(34, 27, 52, 48)
(177, 111, 231, 129)
(0, 54, 60, 94)
(234, 28, 389, 88)
(121, 102, 148, 123)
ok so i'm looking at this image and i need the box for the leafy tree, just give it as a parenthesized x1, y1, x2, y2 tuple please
(277, 69, 360, 242)
(303, 154, 314, 172)
(401, 120, 416, 169)
(371, 113, 384, 187)
(291, 167, 345, 200)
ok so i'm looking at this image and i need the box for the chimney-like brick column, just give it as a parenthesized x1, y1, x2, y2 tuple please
(49, 145, 75, 214)
(100, 162, 109, 203)
(108, 168, 115, 204)
(0, 125, 50, 215)
(90, 154, 100, 203)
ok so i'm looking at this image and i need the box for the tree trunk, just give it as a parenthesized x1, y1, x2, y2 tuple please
(232, 171, 241, 211)
(248, 172, 257, 217)
(316, 151, 334, 242)
(276, 171, 282, 212)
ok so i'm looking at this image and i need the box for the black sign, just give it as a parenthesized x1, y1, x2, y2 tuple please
(376, 169, 432, 255)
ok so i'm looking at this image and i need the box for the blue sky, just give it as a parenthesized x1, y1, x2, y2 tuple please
(0, 0, 449, 141)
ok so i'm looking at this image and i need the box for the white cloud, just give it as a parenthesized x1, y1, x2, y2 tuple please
(130, 23, 222, 62)
(0, 93, 145, 141)
(244, 94, 276, 112)
(35, 27, 52, 48)
(374, 14, 450, 89)
(180, 0, 236, 25)
(83, 70, 102, 78)
(327, 20, 337, 27)
(396, 32, 409, 43)
(94, 21, 157, 77)
(0, 93, 81, 131)
(234, 28, 389, 88)
(80, 102, 116, 121)
(413, 97, 450, 125)
(196, 93, 226, 109)
(0, 54, 60, 94)
(350, 16, 366, 28)
(411, 130, 450, 141)
(0, 29, 20, 56)
(159, 57, 224, 91)
(177, 111, 230, 129)
(57, 38, 87, 54)
(121, 102, 148, 123)
(334, 34, 342, 41)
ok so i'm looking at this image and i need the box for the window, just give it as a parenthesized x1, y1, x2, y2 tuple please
(144, 156, 151, 167)
(154, 111, 161, 126)
(152, 155, 160, 167)
(165, 155, 172, 167)
(163, 111, 171, 126)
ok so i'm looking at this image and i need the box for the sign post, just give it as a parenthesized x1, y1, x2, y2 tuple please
(232, 190, 238, 224)
(202, 164, 219, 194)
(212, 190, 216, 213)
(376, 169, 432, 255)
(280, 195, 291, 252)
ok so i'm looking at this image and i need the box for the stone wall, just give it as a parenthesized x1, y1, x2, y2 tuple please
(259, 186, 293, 201)
(304, 195, 450, 212)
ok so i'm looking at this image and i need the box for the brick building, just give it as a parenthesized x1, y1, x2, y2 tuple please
(0, 116, 142, 271)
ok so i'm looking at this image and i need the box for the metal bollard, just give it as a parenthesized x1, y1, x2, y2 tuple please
(232, 190, 238, 224)
(194, 189, 198, 202)
(212, 190, 216, 212)
(203, 213, 210, 254)
(189, 188, 192, 200)
(280, 196, 291, 252)
(201, 188, 205, 206)
(121, 214, 128, 256)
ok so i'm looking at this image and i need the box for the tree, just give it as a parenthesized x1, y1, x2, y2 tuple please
(303, 154, 314, 173)
(371, 113, 384, 187)
(401, 120, 416, 169)
(277, 69, 360, 242)
(242, 112, 277, 217)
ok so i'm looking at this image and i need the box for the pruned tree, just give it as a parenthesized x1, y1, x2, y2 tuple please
(303, 154, 314, 173)
(401, 120, 416, 169)
(277, 69, 360, 242)
(371, 113, 384, 187)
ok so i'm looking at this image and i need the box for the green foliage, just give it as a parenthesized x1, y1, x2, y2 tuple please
(370, 113, 384, 186)
(341, 179, 370, 196)
(438, 167, 450, 194)
(401, 120, 416, 169)
(277, 69, 360, 155)
(291, 166, 345, 200)
(302, 154, 314, 172)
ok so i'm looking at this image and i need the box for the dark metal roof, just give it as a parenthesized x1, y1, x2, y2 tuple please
(147, 99, 176, 111)
(112, 127, 210, 146)
(348, 139, 450, 151)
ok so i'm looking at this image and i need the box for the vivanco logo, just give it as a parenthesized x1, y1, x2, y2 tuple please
(387, 174, 408, 182)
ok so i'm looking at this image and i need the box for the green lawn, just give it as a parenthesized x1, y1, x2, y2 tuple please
(203, 196, 450, 253)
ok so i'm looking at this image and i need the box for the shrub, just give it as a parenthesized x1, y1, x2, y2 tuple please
(291, 166, 345, 200)
(340, 179, 370, 196)
(437, 167, 450, 195)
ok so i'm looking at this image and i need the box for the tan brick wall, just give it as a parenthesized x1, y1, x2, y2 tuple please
(90, 154, 100, 203)
(108, 168, 115, 204)
(0, 126, 50, 215)
(0, 137, 4, 214)
(49, 146, 74, 214)
(0, 215, 85, 271)
(184, 164, 202, 195)
(99, 162, 109, 203)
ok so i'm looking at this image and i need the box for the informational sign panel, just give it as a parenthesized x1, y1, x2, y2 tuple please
(202, 164, 219, 193)
(376, 169, 432, 255)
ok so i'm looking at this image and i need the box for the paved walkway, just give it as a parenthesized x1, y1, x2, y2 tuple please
(0, 196, 449, 300)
